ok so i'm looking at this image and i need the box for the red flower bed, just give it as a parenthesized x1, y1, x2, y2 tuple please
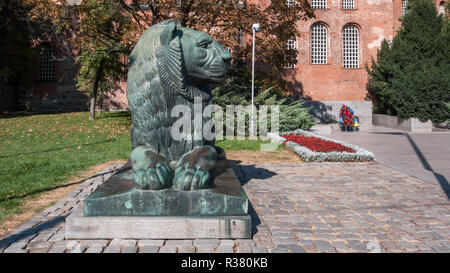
(282, 134, 356, 153)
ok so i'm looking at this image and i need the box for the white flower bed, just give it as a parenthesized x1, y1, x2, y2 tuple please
(267, 129, 375, 162)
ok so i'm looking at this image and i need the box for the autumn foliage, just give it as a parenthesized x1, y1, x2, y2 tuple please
(12, 0, 315, 119)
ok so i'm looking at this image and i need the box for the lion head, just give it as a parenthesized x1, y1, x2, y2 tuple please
(127, 20, 231, 104)
(177, 24, 232, 84)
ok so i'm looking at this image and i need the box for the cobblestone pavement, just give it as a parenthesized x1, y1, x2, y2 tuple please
(0, 162, 449, 253)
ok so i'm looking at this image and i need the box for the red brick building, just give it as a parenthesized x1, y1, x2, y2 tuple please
(275, 0, 446, 101)
(1, 0, 446, 115)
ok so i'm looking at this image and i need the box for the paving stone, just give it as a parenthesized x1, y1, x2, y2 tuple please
(29, 247, 50, 253)
(122, 246, 138, 253)
(332, 241, 352, 252)
(32, 232, 56, 242)
(28, 241, 53, 249)
(273, 238, 297, 245)
(4, 248, 28, 253)
(288, 245, 307, 253)
(271, 247, 289, 253)
(103, 244, 121, 253)
(80, 240, 109, 248)
(137, 240, 164, 247)
(380, 241, 403, 251)
(159, 245, 177, 253)
(165, 240, 193, 246)
(47, 246, 67, 253)
(109, 239, 136, 247)
(216, 245, 234, 253)
(219, 240, 235, 246)
(196, 246, 215, 253)
(235, 245, 252, 253)
(64, 240, 80, 251)
(252, 246, 268, 253)
(194, 239, 220, 246)
(48, 228, 65, 242)
(313, 240, 336, 252)
(178, 246, 196, 253)
(347, 240, 368, 251)
(3, 242, 26, 253)
(235, 239, 256, 246)
(68, 243, 87, 253)
(84, 246, 104, 253)
(140, 245, 159, 253)
(431, 246, 450, 253)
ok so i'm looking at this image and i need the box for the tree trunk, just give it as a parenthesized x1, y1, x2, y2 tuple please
(89, 96, 96, 120)
(89, 60, 105, 120)
(98, 90, 103, 117)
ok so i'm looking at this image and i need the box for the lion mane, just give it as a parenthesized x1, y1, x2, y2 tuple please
(126, 20, 214, 162)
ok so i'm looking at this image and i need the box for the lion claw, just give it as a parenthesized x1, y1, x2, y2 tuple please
(133, 161, 173, 190)
(173, 163, 211, 191)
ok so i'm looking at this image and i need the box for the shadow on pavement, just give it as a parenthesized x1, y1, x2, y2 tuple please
(248, 201, 262, 237)
(369, 132, 405, 135)
(229, 160, 278, 186)
(404, 133, 450, 200)
(0, 216, 65, 250)
(229, 160, 275, 237)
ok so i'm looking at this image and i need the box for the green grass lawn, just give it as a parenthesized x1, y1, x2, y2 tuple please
(215, 137, 278, 151)
(0, 111, 131, 223)
(0, 111, 277, 224)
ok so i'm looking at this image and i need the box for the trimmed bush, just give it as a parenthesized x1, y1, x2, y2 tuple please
(212, 67, 314, 135)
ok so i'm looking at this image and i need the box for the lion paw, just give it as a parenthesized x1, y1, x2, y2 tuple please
(134, 161, 173, 190)
(173, 162, 211, 191)
(130, 146, 173, 190)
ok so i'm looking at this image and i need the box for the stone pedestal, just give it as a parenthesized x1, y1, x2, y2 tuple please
(65, 160, 252, 239)
(66, 207, 251, 239)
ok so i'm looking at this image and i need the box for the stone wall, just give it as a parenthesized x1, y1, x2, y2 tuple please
(372, 114, 433, 133)
(303, 100, 373, 131)
(17, 56, 128, 112)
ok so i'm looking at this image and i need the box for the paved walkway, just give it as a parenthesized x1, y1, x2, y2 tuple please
(330, 126, 450, 199)
(0, 161, 449, 253)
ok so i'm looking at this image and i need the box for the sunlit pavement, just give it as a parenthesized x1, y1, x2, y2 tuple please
(1, 160, 449, 253)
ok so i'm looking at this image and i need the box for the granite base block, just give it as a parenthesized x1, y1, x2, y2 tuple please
(65, 207, 251, 239)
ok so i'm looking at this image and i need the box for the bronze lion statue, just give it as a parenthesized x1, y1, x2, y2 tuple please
(126, 20, 231, 191)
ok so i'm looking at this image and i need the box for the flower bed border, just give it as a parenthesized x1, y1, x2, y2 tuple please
(267, 129, 375, 162)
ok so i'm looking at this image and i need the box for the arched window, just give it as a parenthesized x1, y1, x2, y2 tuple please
(311, 0, 327, 9)
(342, 25, 359, 68)
(342, 0, 355, 9)
(285, 38, 298, 68)
(286, 0, 296, 7)
(310, 23, 327, 64)
(39, 44, 55, 82)
(402, 0, 408, 16)
(439, 1, 446, 15)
